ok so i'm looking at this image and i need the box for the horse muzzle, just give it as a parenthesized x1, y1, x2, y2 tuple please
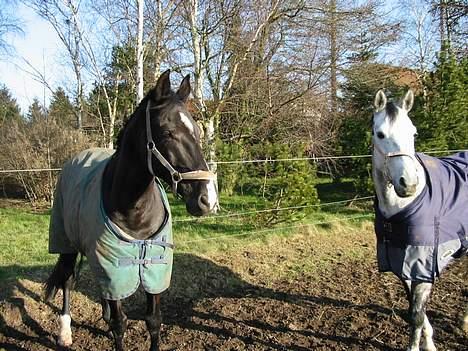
(394, 181, 417, 198)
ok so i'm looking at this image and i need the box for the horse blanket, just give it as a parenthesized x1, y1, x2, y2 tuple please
(49, 148, 173, 300)
(375, 152, 468, 282)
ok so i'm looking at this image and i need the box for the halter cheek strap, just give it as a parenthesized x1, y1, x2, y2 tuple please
(373, 143, 418, 187)
(145, 101, 216, 195)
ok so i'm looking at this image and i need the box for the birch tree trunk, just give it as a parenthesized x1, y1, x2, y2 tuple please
(187, 0, 216, 172)
(136, 0, 145, 103)
(329, 0, 338, 117)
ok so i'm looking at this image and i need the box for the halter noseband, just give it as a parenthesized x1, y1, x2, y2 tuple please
(145, 100, 216, 195)
(373, 142, 418, 187)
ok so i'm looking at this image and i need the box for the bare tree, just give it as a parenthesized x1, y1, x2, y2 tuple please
(0, 0, 23, 57)
(24, 0, 86, 129)
(180, 0, 307, 164)
(430, 0, 467, 55)
(397, 0, 438, 111)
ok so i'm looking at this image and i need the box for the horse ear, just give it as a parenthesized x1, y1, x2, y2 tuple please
(152, 70, 171, 100)
(401, 90, 414, 112)
(374, 90, 387, 112)
(176, 74, 191, 102)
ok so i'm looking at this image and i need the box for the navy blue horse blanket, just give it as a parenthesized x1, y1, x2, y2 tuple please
(375, 152, 468, 282)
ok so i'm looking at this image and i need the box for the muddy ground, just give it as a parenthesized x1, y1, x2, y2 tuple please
(1, 225, 467, 351)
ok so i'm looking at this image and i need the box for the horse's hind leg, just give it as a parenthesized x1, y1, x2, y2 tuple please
(407, 281, 435, 351)
(45, 253, 78, 347)
(107, 299, 128, 351)
(145, 293, 162, 351)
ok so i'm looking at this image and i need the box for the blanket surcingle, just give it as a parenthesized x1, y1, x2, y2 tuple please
(375, 152, 468, 283)
(49, 148, 173, 300)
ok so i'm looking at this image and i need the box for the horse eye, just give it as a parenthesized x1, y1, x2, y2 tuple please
(376, 131, 385, 139)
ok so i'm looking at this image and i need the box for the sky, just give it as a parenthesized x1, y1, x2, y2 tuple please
(0, 1, 438, 115)
(0, 2, 62, 114)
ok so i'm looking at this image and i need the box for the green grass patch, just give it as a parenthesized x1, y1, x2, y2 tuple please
(0, 179, 375, 281)
(0, 207, 54, 281)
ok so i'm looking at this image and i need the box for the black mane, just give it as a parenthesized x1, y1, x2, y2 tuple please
(114, 90, 154, 152)
(114, 87, 189, 152)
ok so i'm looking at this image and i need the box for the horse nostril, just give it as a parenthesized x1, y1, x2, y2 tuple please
(198, 194, 210, 210)
(399, 177, 407, 188)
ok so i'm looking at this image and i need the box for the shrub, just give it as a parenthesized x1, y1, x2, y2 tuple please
(0, 118, 91, 204)
(235, 142, 319, 225)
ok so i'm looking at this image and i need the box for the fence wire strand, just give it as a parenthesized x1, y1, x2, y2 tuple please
(173, 195, 374, 223)
(0, 149, 466, 174)
(179, 213, 374, 244)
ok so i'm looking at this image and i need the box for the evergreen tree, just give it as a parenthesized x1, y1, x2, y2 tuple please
(27, 98, 47, 123)
(0, 85, 22, 124)
(339, 63, 408, 194)
(48, 88, 76, 128)
(417, 46, 468, 150)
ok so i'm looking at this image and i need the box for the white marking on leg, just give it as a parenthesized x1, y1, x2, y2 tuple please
(407, 329, 422, 351)
(179, 112, 195, 137)
(421, 315, 436, 351)
(58, 314, 73, 346)
(408, 282, 432, 351)
(206, 180, 218, 213)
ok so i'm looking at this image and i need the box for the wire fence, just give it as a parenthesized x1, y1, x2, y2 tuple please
(179, 213, 374, 244)
(1, 149, 464, 243)
(0, 149, 466, 174)
(173, 195, 373, 223)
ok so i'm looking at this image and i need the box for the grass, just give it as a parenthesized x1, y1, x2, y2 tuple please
(0, 179, 375, 281)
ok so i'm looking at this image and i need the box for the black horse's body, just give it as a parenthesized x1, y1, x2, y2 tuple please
(45, 71, 217, 351)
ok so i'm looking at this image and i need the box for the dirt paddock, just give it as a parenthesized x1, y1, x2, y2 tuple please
(1, 226, 467, 351)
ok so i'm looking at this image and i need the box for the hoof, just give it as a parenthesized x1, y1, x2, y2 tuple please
(58, 332, 73, 347)
(422, 340, 436, 351)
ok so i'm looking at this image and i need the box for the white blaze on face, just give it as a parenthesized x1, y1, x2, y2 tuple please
(179, 112, 195, 137)
(206, 179, 218, 213)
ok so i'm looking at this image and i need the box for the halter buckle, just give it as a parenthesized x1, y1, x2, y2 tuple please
(171, 172, 182, 183)
(147, 141, 155, 150)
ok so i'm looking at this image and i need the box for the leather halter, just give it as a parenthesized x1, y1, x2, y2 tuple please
(373, 141, 418, 187)
(145, 100, 216, 195)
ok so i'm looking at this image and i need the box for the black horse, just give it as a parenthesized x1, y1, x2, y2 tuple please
(44, 70, 218, 351)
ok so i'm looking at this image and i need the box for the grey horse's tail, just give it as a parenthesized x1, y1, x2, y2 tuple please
(44, 253, 83, 302)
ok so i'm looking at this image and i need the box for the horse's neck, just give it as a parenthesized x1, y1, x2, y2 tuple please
(373, 159, 427, 219)
(102, 151, 166, 240)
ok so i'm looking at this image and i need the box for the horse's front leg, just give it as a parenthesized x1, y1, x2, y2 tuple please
(107, 299, 128, 351)
(407, 281, 436, 351)
(145, 292, 162, 351)
(58, 275, 74, 347)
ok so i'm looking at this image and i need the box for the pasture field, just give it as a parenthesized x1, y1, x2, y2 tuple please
(0, 182, 466, 350)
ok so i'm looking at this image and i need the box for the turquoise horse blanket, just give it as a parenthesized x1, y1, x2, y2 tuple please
(49, 148, 173, 300)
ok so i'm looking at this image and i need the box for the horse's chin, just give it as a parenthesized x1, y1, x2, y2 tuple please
(394, 186, 416, 198)
(185, 201, 213, 217)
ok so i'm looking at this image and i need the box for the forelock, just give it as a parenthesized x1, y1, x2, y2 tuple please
(385, 102, 398, 123)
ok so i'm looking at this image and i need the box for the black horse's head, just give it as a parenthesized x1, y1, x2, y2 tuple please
(125, 70, 218, 216)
